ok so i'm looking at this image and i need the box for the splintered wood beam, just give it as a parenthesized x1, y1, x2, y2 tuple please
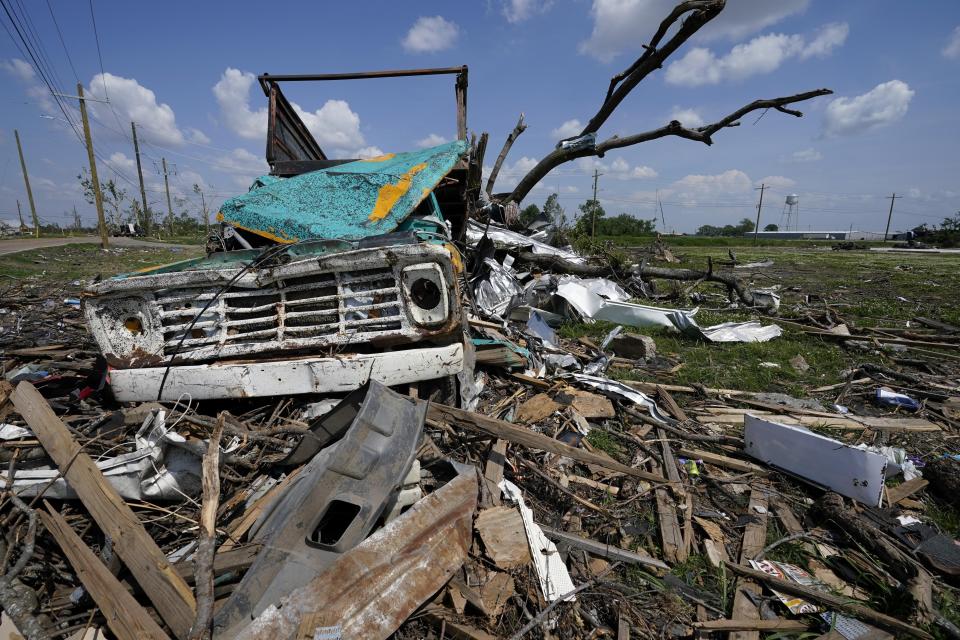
(11, 382, 196, 639)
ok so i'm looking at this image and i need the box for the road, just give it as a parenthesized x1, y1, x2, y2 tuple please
(0, 236, 198, 256)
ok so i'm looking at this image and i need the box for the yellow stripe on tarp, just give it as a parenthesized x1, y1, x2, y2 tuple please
(368, 162, 427, 222)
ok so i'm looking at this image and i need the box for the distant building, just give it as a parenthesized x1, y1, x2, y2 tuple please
(743, 230, 887, 241)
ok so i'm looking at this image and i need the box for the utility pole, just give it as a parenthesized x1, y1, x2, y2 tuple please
(161, 157, 174, 237)
(591, 168, 603, 238)
(14, 130, 40, 238)
(753, 183, 766, 245)
(657, 189, 666, 232)
(883, 192, 901, 241)
(16, 200, 25, 232)
(76, 83, 109, 248)
(194, 184, 209, 236)
(131, 121, 150, 234)
(73, 205, 81, 232)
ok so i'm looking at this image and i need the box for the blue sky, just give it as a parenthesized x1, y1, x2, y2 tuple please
(1, 0, 958, 233)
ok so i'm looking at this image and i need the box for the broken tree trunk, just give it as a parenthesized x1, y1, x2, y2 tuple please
(485, 113, 526, 197)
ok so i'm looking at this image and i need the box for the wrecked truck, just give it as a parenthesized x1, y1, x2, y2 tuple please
(83, 67, 477, 402)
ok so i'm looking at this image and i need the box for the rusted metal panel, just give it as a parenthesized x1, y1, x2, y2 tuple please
(231, 464, 477, 640)
(265, 82, 327, 171)
(84, 244, 460, 366)
(107, 343, 464, 402)
(217, 140, 469, 244)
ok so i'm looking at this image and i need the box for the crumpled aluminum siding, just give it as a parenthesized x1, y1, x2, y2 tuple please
(217, 140, 469, 243)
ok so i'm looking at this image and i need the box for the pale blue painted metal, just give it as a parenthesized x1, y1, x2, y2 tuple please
(218, 140, 468, 243)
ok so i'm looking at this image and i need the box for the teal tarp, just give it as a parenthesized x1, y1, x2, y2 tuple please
(218, 140, 468, 243)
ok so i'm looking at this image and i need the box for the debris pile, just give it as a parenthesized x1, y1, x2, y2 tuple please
(1, 61, 958, 640)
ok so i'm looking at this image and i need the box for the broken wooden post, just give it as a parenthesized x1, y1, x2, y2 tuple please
(11, 381, 196, 639)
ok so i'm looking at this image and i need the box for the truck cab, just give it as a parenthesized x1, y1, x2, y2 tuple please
(83, 67, 477, 402)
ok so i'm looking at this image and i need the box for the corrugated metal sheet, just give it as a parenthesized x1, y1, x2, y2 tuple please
(217, 140, 468, 243)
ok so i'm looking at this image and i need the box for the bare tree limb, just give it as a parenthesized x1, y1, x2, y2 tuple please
(485, 113, 526, 197)
(587, 0, 726, 135)
(506, 88, 832, 204)
(0, 494, 47, 640)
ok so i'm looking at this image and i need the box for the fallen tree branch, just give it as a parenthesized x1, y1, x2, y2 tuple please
(485, 113, 526, 197)
(0, 495, 48, 640)
(507, 88, 831, 204)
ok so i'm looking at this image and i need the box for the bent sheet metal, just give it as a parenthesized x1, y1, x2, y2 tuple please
(218, 140, 468, 243)
(233, 461, 477, 640)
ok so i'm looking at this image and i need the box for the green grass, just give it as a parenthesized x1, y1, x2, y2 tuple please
(0, 243, 203, 282)
(599, 234, 888, 248)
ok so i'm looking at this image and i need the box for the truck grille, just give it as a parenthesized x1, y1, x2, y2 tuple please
(154, 266, 408, 358)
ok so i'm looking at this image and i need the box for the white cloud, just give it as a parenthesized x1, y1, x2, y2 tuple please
(503, 0, 551, 23)
(402, 16, 459, 53)
(578, 156, 658, 180)
(187, 128, 211, 145)
(416, 133, 450, 148)
(355, 146, 385, 159)
(3, 57, 56, 112)
(665, 23, 847, 87)
(944, 26, 960, 59)
(551, 119, 582, 140)
(756, 175, 795, 189)
(213, 148, 270, 176)
(213, 68, 264, 140)
(823, 80, 914, 136)
(669, 107, 704, 127)
(800, 22, 849, 59)
(579, 0, 809, 62)
(213, 68, 367, 154)
(482, 156, 539, 192)
(106, 152, 136, 174)
(787, 148, 822, 163)
(84, 73, 194, 147)
(1, 58, 34, 82)
(671, 169, 753, 201)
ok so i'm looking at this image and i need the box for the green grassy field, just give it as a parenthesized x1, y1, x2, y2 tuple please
(560, 244, 960, 394)
(0, 242, 203, 281)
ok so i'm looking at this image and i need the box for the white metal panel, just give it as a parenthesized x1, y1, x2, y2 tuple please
(743, 414, 888, 506)
(109, 343, 464, 402)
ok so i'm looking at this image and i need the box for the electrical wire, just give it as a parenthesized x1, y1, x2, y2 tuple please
(44, 0, 79, 84)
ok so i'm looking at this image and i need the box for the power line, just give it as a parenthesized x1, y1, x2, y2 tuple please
(87, 0, 126, 134)
(44, 0, 79, 84)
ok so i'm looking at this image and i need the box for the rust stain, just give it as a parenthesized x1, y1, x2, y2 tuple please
(368, 163, 428, 222)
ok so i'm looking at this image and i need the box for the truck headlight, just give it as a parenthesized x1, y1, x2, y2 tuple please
(401, 263, 449, 326)
(83, 294, 164, 364)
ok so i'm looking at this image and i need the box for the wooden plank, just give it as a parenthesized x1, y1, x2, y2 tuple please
(885, 478, 929, 506)
(11, 382, 196, 639)
(914, 316, 960, 334)
(693, 619, 812, 632)
(651, 457, 684, 564)
(729, 488, 769, 640)
(483, 439, 507, 507)
(724, 562, 933, 640)
(679, 448, 769, 475)
(39, 505, 170, 640)
(174, 545, 261, 582)
(541, 526, 669, 571)
(428, 402, 668, 484)
(617, 607, 630, 640)
(698, 412, 939, 432)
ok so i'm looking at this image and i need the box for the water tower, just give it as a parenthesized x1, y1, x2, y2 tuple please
(781, 193, 800, 231)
